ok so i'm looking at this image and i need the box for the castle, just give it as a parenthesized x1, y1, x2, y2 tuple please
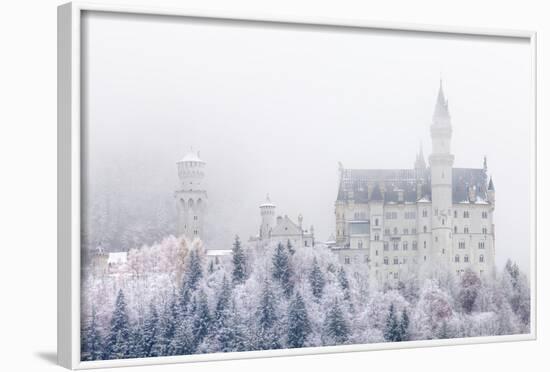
(332, 81, 496, 287)
(250, 195, 315, 249)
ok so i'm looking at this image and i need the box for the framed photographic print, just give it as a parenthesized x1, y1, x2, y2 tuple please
(58, 1, 537, 369)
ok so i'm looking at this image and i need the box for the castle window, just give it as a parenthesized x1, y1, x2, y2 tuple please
(384, 228, 390, 235)
(454, 226, 458, 233)
(194, 215, 198, 220)
(423, 226, 427, 233)
(435, 236, 438, 242)
(305, 240, 309, 247)
(337, 230, 340, 236)
(454, 210, 458, 218)
(412, 241, 418, 250)
(403, 241, 408, 251)
(463, 211, 470, 218)
(194, 230, 198, 235)
(358, 240, 363, 249)
(482, 211, 488, 219)
(442, 249, 445, 254)
(393, 242, 399, 251)
(482, 227, 488, 234)
(403, 228, 409, 235)
(374, 233, 380, 241)
(455, 255, 460, 263)
(394, 272, 399, 279)
(384, 257, 389, 265)
(364, 255, 369, 263)
(422, 209, 428, 218)
(435, 208, 438, 216)
(442, 218, 445, 225)
(393, 257, 399, 265)
(344, 256, 350, 264)
(424, 256, 427, 261)
(459, 241, 466, 249)
(464, 226, 469, 234)
(383, 242, 389, 251)
(393, 227, 398, 235)
(478, 241, 485, 249)
(375, 250, 379, 256)
(423, 241, 427, 249)
(402, 257, 407, 264)
(375, 218, 379, 226)
(412, 228, 417, 234)
(479, 254, 485, 263)
(464, 255, 469, 263)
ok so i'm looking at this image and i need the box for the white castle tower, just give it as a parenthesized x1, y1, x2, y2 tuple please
(429, 80, 454, 263)
(259, 194, 276, 239)
(175, 150, 207, 240)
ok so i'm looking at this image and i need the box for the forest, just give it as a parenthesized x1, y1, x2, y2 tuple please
(81, 236, 530, 361)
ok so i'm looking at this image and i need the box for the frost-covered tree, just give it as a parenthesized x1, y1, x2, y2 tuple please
(141, 302, 159, 357)
(151, 298, 178, 357)
(399, 308, 410, 341)
(324, 299, 349, 345)
(184, 249, 203, 292)
(193, 290, 211, 347)
(272, 242, 293, 298)
(287, 292, 311, 348)
(81, 308, 104, 361)
(215, 275, 232, 323)
(383, 304, 401, 342)
(106, 290, 132, 359)
(413, 280, 454, 340)
(458, 269, 481, 314)
(255, 279, 280, 350)
(232, 236, 247, 285)
(309, 257, 325, 301)
(337, 266, 351, 302)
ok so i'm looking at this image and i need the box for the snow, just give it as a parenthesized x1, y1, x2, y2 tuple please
(107, 252, 127, 265)
(177, 152, 204, 163)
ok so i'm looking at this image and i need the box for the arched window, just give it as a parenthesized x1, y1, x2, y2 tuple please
(455, 255, 460, 263)
(423, 241, 427, 249)
(454, 226, 458, 233)
(479, 254, 485, 263)
(464, 255, 469, 263)
(375, 218, 379, 226)
(423, 226, 427, 233)
(442, 218, 445, 225)
(464, 226, 469, 234)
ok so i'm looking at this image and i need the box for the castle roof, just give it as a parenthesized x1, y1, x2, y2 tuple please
(178, 151, 205, 163)
(337, 166, 488, 204)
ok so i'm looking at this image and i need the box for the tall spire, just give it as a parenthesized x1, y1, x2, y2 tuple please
(414, 141, 426, 170)
(433, 79, 451, 125)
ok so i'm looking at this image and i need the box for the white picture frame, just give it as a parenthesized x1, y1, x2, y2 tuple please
(58, 1, 537, 369)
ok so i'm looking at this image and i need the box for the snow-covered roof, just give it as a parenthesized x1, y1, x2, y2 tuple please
(206, 249, 232, 256)
(417, 197, 431, 203)
(177, 151, 204, 163)
(108, 252, 127, 264)
(259, 194, 276, 208)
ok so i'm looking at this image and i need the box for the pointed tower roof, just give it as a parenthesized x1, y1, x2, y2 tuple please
(433, 79, 451, 125)
(178, 149, 205, 164)
(488, 176, 495, 191)
(370, 183, 384, 201)
(260, 194, 276, 208)
(414, 142, 426, 170)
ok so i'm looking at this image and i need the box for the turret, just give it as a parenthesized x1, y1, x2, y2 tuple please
(175, 150, 207, 239)
(259, 195, 276, 239)
(429, 80, 454, 263)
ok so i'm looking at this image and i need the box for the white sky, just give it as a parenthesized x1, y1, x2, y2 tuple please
(82, 11, 532, 272)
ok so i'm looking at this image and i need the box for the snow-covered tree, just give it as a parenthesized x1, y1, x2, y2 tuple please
(458, 269, 481, 314)
(272, 242, 293, 298)
(81, 308, 104, 361)
(309, 257, 325, 301)
(324, 299, 349, 345)
(192, 290, 211, 347)
(255, 279, 281, 350)
(105, 290, 132, 359)
(287, 292, 311, 348)
(141, 302, 159, 357)
(383, 303, 401, 342)
(232, 236, 247, 285)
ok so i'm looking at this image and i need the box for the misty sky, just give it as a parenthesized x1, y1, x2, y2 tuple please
(82, 11, 532, 271)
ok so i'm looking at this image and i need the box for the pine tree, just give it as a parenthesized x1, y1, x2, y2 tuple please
(81, 308, 104, 361)
(128, 324, 145, 358)
(272, 242, 293, 298)
(177, 249, 203, 318)
(458, 269, 481, 314)
(337, 266, 351, 302)
(106, 290, 132, 359)
(193, 289, 211, 347)
(383, 303, 401, 342)
(142, 302, 159, 357)
(309, 257, 325, 301)
(324, 299, 349, 345)
(215, 275, 231, 324)
(171, 315, 195, 355)
(287, 292, 311, 348)
(399, 308, 410, 341)
(151, 298, 178, 356)
(232, 236, 247, 285)
(256, 279, 280, 350)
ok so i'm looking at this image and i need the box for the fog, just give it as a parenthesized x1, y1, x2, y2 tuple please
(81, 11, 532, 272)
